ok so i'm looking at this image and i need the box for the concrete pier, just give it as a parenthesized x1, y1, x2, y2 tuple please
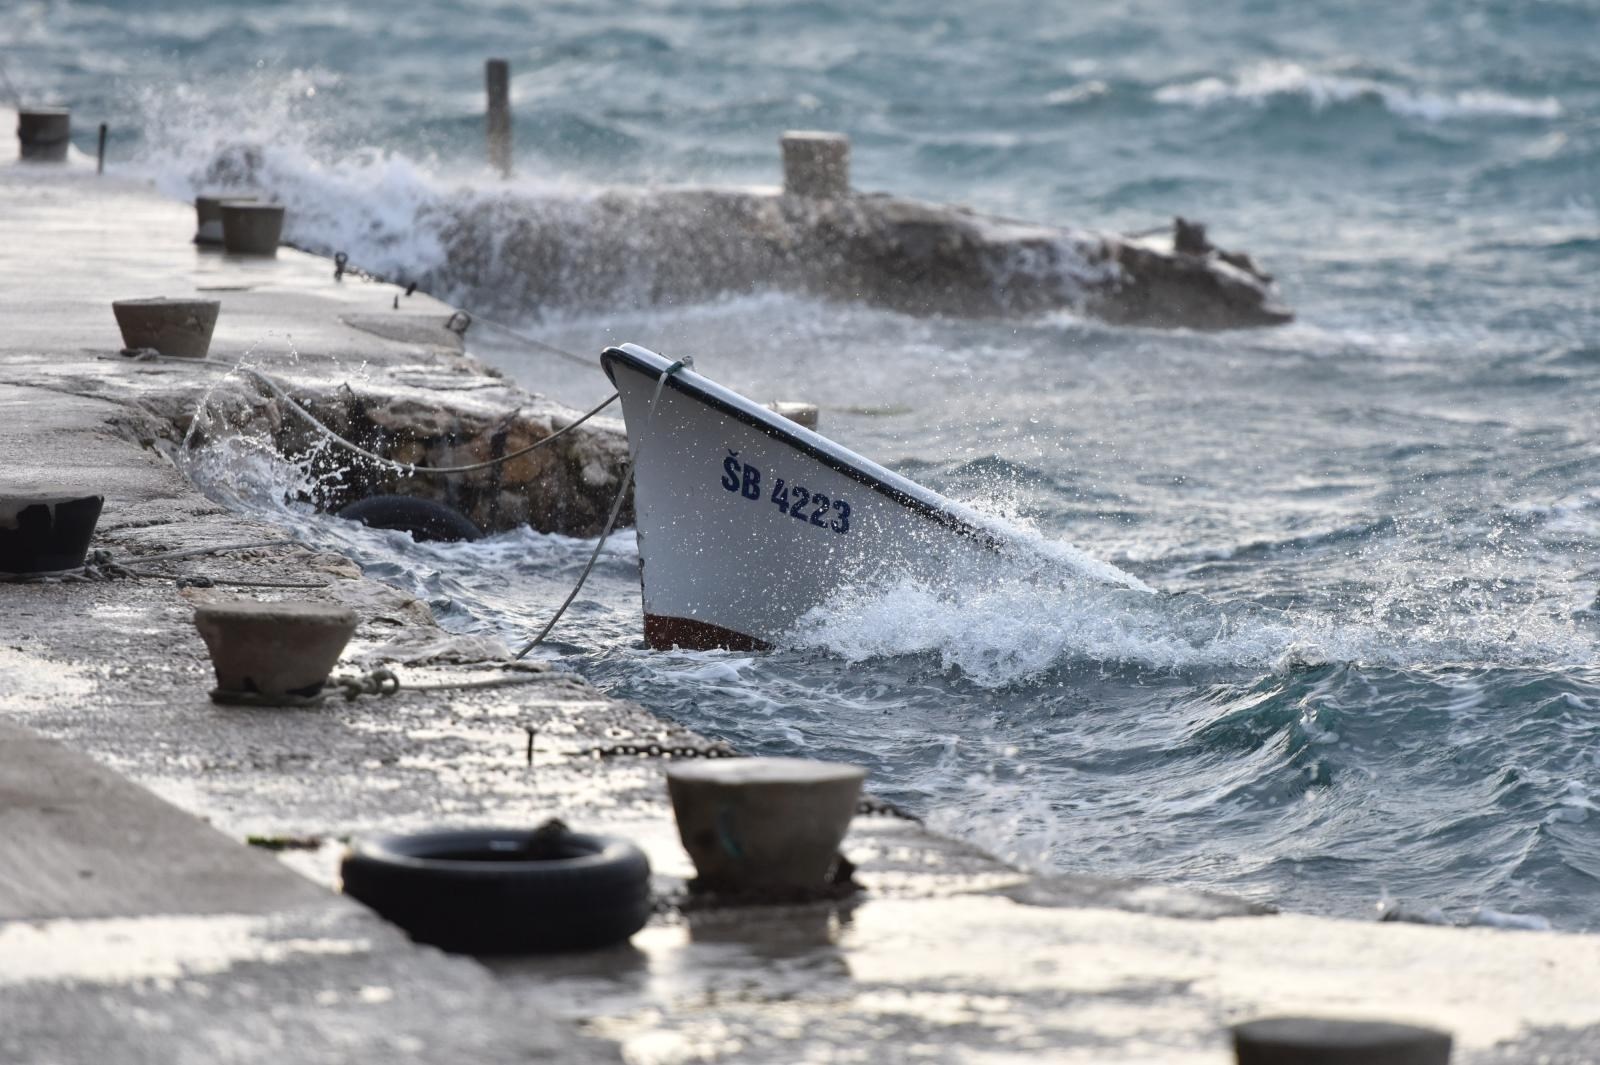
(4, 121, 1600, 1065)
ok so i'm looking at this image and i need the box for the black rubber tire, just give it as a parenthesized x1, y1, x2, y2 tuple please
(340, 827, 652, 955)
(334, 494, 483, 543)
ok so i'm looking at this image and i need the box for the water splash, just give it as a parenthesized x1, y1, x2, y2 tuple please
(787, 534, 1595, 687)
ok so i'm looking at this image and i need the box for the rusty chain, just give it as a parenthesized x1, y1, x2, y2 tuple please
(585, 742, 740, 760)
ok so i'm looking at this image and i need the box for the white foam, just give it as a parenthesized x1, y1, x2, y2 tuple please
(1155, 61, 1561, 121)
(1043, 81, 1110, 108)
(786, 532, 1596, 688)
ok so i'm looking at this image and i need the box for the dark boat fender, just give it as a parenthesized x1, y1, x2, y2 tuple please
(335, 494, 483, 543)
(339, 823, 653, 955)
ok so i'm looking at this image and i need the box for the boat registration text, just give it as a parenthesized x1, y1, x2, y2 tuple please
(721, 451, 852, 535)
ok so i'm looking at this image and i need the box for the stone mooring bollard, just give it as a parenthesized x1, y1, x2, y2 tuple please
(0, 493, 105, 574)
(666, 757, 866, 894)
(112, 298, 221, 359)
(17, 108, 71, 163)
(194, 194, 258, 245)
(220, 201, 285, 256)
(1232, 1016, 1452, 1065)
(486, 57, 512, 177)
(781, 130, 850, 199)
(192, 600, 359, 705)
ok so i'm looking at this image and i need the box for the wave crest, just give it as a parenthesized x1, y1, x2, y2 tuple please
(1155, 61, 1561, 121)
(786, 544, 1595, 687)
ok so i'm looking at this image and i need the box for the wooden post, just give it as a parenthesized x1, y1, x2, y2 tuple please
(485, 58, 511, 177)
(96, 122, 107, 174)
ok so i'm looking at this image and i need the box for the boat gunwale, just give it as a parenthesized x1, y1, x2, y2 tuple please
(600, 344, 1008, 551)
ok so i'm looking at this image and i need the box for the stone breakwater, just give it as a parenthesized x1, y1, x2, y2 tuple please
(416, 188, 1292, 329)
(198, 143, 1291, 330)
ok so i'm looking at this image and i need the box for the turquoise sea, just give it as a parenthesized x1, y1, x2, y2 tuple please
(11, 0, 1599, 926)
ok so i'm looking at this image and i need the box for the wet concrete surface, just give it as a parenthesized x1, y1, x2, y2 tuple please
(4, 140, 1600, 1064)
(0, 720, 612, 1065)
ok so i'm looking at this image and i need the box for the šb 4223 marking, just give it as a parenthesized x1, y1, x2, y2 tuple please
(721, 451, 852, 534)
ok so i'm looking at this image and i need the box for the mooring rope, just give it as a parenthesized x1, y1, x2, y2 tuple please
(514, 357, 688, 659)
(320, 249, 593, 369)
(105, 351, 616, 476)
(104, 339, 690, 660)
(238, 366, 618, 476)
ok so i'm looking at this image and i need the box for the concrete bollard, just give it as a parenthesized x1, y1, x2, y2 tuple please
(666, 757, 866, 894)
(1232, 1017, 1452, 1065)
(486, 58, 512, 177)
(194, 194, 257, 245)
(112, 298, 221, 359)
(0, 493, 104, 574)
(766, 401, 820, 430)
(781, 130, 850, 199)
(17, 108, 71, 163)
(220, 201, 285, 256)
(192, 600, 359, 704)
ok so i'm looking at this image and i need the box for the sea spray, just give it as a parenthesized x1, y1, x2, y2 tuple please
(64, 0, 1600, 927)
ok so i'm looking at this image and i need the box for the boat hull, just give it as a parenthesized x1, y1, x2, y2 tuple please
(602, 344, 1005, 651)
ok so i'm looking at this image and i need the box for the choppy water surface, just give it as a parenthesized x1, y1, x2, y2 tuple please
(14, 0, 1599, 925)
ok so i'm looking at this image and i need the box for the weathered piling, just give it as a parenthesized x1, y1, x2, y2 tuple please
(96, 122, 107, 174)
(17, 108, 70, 162)
(486, 58, 512, 177)
(782, 130, 850, 199)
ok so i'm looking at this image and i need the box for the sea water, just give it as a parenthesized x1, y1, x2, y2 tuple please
(12, 0, 1598, 927)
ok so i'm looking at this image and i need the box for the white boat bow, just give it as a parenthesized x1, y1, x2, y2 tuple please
(602, 343, 1030, 651)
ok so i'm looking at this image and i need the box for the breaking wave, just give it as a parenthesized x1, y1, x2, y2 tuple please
(1155, 61, 1562, 121)
(785, 547, 1596, 688)
(117, 72, 1119, 324)
(122, 70, 462, 285)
